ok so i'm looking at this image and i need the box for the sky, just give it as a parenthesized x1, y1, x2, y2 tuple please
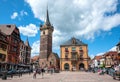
(0, 0, 120, 58)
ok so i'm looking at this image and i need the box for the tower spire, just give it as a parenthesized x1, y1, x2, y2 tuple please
(45, 6, 51, 26)
(25, 37, 30, 47)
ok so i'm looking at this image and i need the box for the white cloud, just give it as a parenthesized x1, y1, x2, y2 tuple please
(109, 46, 117, 51)
(89, 54, 93, 59)
(25, 0, 120, 57)
(11, 12, 18, 19)
(31, 40, 40, 57)
(25, 0, 120, 46)
(18, 23, 39, 37)
(20, 10, 28, 16)
(11, 10, 28, 20)
(90, 52, 104, 59)
(96, 52, 105, 56)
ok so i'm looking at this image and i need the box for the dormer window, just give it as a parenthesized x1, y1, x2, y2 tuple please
(72, 38, 76, 44)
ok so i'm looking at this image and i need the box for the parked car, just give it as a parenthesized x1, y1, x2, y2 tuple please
(7, 69, 17, 75)
(0, 71, 2, 76)
(108, 68, 115, 76)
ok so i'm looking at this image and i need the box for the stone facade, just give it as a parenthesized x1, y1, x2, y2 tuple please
(48, 53, 59, 68)
(60, 37, 89, 71)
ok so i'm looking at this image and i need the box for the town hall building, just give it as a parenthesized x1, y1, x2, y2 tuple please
(60, 37, 89, 71)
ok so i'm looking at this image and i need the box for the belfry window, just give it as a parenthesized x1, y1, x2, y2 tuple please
(43, 31, 45, 35)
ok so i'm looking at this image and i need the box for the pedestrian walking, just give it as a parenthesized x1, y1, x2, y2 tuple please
(50, 68, 53, 75)
(33, 69, 37, 79)
(41, 68, 44, 78)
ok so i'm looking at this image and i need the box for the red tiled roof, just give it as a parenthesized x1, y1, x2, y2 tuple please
(104, 51, 117, 56)
(94, 55, 102, 60)
(31, 55, 39, 62)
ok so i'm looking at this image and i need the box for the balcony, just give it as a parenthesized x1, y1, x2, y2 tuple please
(65, 58, 69, 61)
(65, 50, 69, 54)
(71, 51, 77, 54)
(71, 57, 78, 61)
(78, 55, 83, 60)
(71, 59, 77, 62)
(79, 50, 83, 53)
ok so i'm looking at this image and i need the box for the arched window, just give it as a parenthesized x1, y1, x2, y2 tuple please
(64, 63, 69, 71)
(79, 63, 84, 71)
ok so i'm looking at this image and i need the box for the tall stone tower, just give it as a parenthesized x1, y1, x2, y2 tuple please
(39, 8, 54, 67)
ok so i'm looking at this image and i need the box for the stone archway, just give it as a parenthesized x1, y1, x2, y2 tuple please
(79, 63, 84, 71)
(64, 63, 69, 71)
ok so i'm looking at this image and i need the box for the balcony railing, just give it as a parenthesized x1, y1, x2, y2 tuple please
(71, 58, 77, 61)
(65, 50, 69, 53)
(79, 50, 83, 53)
(71, 51, 77, 54)
(65, 58, 69, 61)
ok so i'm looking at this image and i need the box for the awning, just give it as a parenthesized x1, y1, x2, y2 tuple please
(105, 66, 111, 68)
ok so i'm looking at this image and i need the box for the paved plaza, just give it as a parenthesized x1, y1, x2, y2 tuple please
(0, 71, 119, 82)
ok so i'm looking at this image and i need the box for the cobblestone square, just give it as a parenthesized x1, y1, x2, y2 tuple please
(0, 72, 119, 82)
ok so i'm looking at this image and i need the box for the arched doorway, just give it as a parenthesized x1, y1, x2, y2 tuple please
(64, 63, 69, 71)
(79, 63, 84, 71)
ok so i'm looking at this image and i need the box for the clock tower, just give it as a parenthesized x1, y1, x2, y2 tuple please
(39, 8, 54, 67)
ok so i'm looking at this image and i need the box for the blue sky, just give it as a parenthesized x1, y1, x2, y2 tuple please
(0, 0, 120, 58)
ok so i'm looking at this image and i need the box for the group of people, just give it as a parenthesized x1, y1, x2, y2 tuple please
(113, 65, 120, 79)
(33, 67, 54, 79)
(33, 68, 44, 79)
